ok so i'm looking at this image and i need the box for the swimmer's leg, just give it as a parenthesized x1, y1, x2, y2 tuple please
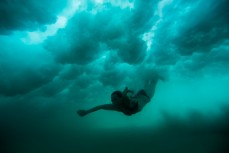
(134, 90, 151, 111)
(144, 79, 158, 99)
(135, 78, 159, 111)
(143, 72, 165, 99)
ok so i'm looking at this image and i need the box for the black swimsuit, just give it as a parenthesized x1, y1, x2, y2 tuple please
(121, 95, 139, 115)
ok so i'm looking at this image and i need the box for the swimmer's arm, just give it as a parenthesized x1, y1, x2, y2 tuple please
(77, 104, 121, 117)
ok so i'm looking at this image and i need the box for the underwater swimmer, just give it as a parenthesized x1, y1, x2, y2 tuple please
(77, 75, 164, 117)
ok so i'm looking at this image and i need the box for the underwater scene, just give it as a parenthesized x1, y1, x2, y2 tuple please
(0, 0, 229, 153)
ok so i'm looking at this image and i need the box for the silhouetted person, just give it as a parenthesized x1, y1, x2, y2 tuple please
(77, 75, 164, 116)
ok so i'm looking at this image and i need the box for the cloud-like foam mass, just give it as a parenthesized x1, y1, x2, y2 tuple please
(45, 0, 157, 65)
(146, 0, 229, 77)
(0, 36, 59, 96)
(171, 0, 229, 55)
(1, 0, 228, 97)
(0, 0, 67, 34)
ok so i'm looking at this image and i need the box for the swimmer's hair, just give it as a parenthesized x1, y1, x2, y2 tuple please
(111, 90, 123, 98)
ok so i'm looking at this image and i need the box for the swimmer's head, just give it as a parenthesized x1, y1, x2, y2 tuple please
(111, 90, 123, 105)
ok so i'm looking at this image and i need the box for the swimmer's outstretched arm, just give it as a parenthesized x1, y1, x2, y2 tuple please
(77, 104, 121, 117)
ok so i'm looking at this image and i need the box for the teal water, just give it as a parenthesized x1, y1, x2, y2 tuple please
(0, 0, 229, 153)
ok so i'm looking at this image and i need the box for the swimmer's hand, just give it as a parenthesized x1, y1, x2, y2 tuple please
(77, 110, 88, 117)
(123, 87, 128, 94)
(122, 87, 134, 95)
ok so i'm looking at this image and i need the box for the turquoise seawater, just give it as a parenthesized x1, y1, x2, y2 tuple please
(0, 0, 229, 153)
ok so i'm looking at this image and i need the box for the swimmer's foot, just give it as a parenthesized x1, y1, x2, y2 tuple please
(158, 74, 166, 81)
